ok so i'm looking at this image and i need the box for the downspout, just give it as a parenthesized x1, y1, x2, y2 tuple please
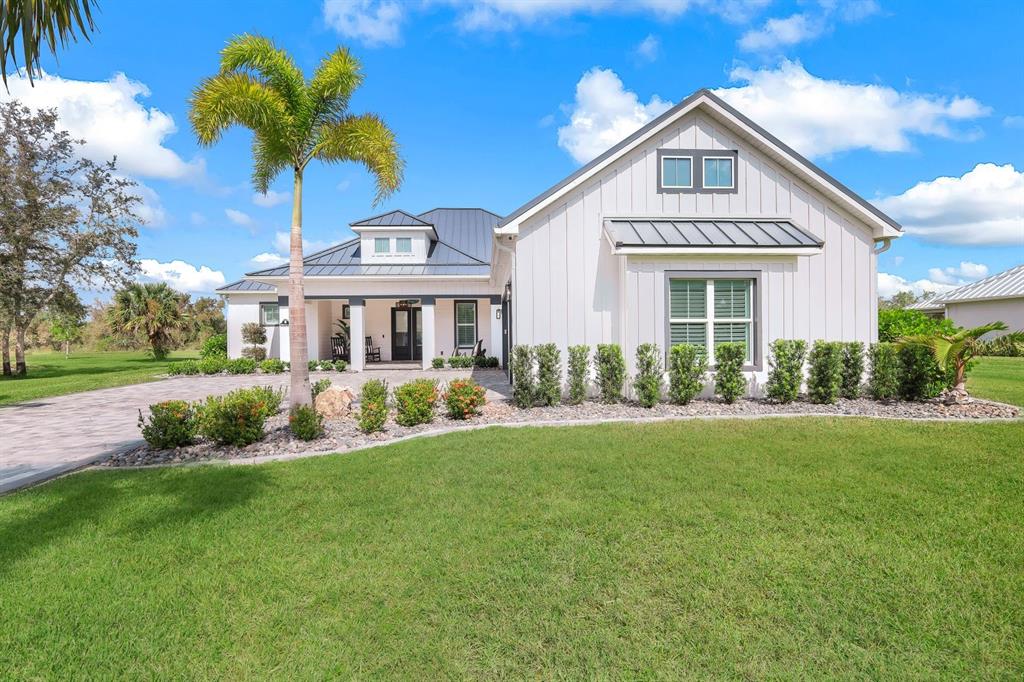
(873, 237, 893, 255)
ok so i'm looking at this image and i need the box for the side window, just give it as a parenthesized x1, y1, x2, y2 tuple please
(374, 237, 390, 254)
(396, 237, 412, 253)
(703, 157, 735, 189)
(660, 157, 692, 188)
(455, 301, 477, 349)
(260, 303, 280, 326)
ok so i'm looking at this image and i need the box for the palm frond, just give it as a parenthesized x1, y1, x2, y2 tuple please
(219, 34, 308, 119)
(189, 72, 292, 147)
(252, 130, 292, 194)
(1, 0, 98, 88)
(311, 114, 403, 205)
(307, 47, 363, 122)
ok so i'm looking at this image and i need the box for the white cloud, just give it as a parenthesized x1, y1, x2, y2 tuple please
(874, 163, 1024, 246)
(739, 1, 878, 52)
(713, 61, 990, 158)
(250, 252, 289, 267)
(130, 181, 167, 227)
(633, 34, 660, 62)
(927, 261, 989, 285)
(252, 189, 290, 208)
(190, 212, 207, 226)
(877, 272, 959, 299)
(891, 255, 904, 266)
(323, 0, 404, 46)
(1003, 115, 1024, 129)
(225, 209, 254, 227)
(336, 179, 352, 192)
(274, 231, 331, 255)
(557, 67, 672, 164)
(138, 259, 226, 294)
(0, 71, 200, 181)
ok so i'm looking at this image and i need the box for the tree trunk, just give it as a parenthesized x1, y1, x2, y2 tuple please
(65, 340, 70, 358)
(1, 324, 11, 376)
(14, 325, 27, 376)
(288, 169, 311, 407)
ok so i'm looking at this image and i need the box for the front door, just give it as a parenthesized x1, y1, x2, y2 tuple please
(391, 307, 422, 361)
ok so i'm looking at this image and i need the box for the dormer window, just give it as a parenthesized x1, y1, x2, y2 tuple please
(374, 237, 390, 254)
(661, 156, 693, 189)
(703, 157, 734, 189)
(396, 237, 412, 253)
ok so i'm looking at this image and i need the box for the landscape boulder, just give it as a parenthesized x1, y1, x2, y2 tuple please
(314, 386, 356, 418)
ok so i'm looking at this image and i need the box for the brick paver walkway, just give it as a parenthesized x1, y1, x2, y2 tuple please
(0, 368, 510, 494)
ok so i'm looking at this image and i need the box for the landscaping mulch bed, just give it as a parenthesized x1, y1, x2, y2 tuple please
(105, 396, 1020, 468)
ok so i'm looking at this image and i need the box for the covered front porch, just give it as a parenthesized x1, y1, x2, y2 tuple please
(278, 295, 505, 371)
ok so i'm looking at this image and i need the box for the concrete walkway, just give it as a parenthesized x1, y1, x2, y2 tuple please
(0, 368, 510, 494)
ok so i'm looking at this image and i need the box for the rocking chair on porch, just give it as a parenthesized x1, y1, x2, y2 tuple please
(364, 336, 382, 363)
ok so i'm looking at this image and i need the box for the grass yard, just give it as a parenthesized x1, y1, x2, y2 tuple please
(1, 418, 1021, 678)
(969, 356, 1024, 407)
(0, 350, 199, 406)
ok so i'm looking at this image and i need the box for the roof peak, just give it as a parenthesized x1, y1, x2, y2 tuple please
(351, 209, 432, 227)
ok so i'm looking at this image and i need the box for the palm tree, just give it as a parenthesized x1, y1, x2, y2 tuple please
(107, 282, 188, 359)
(1, 0, 98, 88)
(189, 35, 403, 407)
(902, 322, 1024, 402)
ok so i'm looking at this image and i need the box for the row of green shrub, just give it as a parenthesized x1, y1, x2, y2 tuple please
(510, 342, 750, 407)
(357, 377, 487, 433)
(138, 386, 287, 449)
(430, 355, 500, 369)
(169, 357, 348, 376)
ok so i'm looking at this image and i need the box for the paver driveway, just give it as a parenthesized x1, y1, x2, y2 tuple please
(0, 368, 510, 494)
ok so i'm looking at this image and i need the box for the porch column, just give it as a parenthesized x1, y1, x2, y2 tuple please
(277, 295, 290, 361)
(489, 295, 502, 364)
(420, 297, 436, 370)
(349, 298, 365, 372)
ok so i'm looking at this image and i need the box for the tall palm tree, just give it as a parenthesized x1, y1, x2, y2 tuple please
(107, 282, 189, 359)
(902, 321, 1024, 402)
(189, 35, 403, 407)
(1, 0, 98, 88)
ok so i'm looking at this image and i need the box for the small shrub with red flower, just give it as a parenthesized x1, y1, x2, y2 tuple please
(394, 378, 439, 426)
(195, 386, 283, 446)
(289, 404, 324, 441)
(358, 379, 389, 433)
(443, 379, 486, 420)
(138, 400, 197, 449)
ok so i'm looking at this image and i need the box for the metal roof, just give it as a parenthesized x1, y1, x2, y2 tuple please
(935, 264, 1024, 304)
(216, 279, 276, 293)
(351, 209, 432, 227)
(604, 219, 823, 249)
(245, 208, 499, 278)
(905, 298, 945, 312)
(498, 89, 902, 233)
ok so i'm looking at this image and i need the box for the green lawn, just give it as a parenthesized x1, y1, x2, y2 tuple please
(0, 350, 199, 405)
(1, 419, 1021, 678)
(970, 356, 1024, 407)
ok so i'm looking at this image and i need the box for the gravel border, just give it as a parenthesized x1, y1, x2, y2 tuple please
(106, 396, 1020, 469)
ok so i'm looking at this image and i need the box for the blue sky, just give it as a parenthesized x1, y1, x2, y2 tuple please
(5, 0, 1022, 298)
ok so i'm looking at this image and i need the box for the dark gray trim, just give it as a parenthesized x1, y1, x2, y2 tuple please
(419, 296, 436, 304)
(656, 149, 738, 194)
(277, 294, 497, 305)
(488, 295, 502, 305)
(497, 88, 901, 231)
(349, 297, 365, 306)
(453, 299, 478, 350)
(259, 301, 281, 327)
(663, 270, 763, 372)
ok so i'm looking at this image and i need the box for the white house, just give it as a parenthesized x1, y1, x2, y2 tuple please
(219, 89, 904, 390)
(906, 265, 1024, 335)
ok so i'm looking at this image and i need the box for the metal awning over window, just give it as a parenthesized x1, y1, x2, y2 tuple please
(604, 219, 823, 254)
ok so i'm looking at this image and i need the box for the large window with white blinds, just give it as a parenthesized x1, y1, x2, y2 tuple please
(668, 278, 753, 364)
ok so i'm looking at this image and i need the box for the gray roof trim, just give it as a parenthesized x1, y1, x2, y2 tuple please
(216, 278, 276, 293)
(351, 209, 432, 227)
(498, 89, 901, 232)
(605, 219, 823, 249)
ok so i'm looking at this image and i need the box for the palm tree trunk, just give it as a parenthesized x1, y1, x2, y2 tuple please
(288, 169, 312, 407)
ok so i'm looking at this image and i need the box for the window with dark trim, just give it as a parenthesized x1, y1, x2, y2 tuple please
(454, 300, 477, 349)
(260, 302, 280, 326)
(668, 278, 753, 364)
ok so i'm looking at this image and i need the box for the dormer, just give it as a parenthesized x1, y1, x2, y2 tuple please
(350, 210, 437, 265)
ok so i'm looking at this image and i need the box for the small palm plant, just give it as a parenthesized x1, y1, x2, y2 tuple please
(189, 34, 403, 407)
(901, 322, 1024, 403)
(107, 283, 189, 359)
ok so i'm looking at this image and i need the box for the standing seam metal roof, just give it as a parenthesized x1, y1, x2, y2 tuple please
(935, 264, 1024, 303)
(604, 219, 822, 248)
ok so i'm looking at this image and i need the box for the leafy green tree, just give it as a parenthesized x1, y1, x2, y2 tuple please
(1, 0, 98, 88)
(49, 301, 86, 358)
(878, 308, 955, 342)
(902, 322, 1024, 402)
(107, 283, 189, 359)
(189, 34, 403, 407)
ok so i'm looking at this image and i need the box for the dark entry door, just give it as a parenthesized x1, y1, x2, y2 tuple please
(391, 307, 422, 361)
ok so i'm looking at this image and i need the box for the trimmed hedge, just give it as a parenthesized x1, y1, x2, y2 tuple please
(431, 357, 445, 369)
(358, 379, 388, 433)
(225, 357, 257, 375)
(667, 344, 706, 405)
(868, 343, 900, 401)
(195, 386, 283, 446)
(594, 344, 625, 403)
(447, 355, 475, 369)
(765, 339, 806, 403)
(714, 343, 746, 404)
(840, 342, 865, 399)
(633, 343, 663, 408)
(198, 357, 226, 375)
(898, 344, 946, 401)
(394, 379, 439, 426)
(510, 345, 535, 408)
(566, 345, 590, 405)
(260, 358, 286, 374)
(535, 343, 562, 406)
(806, 341, 843, 404)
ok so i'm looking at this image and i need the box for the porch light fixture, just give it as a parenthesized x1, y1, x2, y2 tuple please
(280, 319, 289, 326)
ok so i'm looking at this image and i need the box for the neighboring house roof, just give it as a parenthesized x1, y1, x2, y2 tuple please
(496, 89, 902, 238)
(905, 298, 945, 312)
(934, 264, 1024, 304)
(605, 219, 822, 250)
(245, 208, 498, 279)
(216, 279, 276, 293)
(350, 209, 432, 227)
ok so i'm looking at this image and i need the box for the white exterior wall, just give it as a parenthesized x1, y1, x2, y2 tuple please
(513, 109, 879, 391)
(359, 230, 431, 264)
(225, 294, 280, 359)
(945, 298, 1024, 338)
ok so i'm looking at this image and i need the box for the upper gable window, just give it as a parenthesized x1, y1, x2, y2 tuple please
(703, 157, 734, 189)
(661, 156, 693, 189)
(396, 237, 412, 253)
(374, 237, 390, 254)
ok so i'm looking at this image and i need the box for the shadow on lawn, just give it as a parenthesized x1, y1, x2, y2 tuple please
(0, 466, 272, 574)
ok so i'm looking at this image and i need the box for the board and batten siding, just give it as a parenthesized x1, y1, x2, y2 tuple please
(513, 108, 880, 383)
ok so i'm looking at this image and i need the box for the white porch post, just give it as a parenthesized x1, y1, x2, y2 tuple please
(489, 295, 502, 363)
(349, 298, 365, 372)
(421, 297, 436, 370)
(278, 295, 290, 361)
